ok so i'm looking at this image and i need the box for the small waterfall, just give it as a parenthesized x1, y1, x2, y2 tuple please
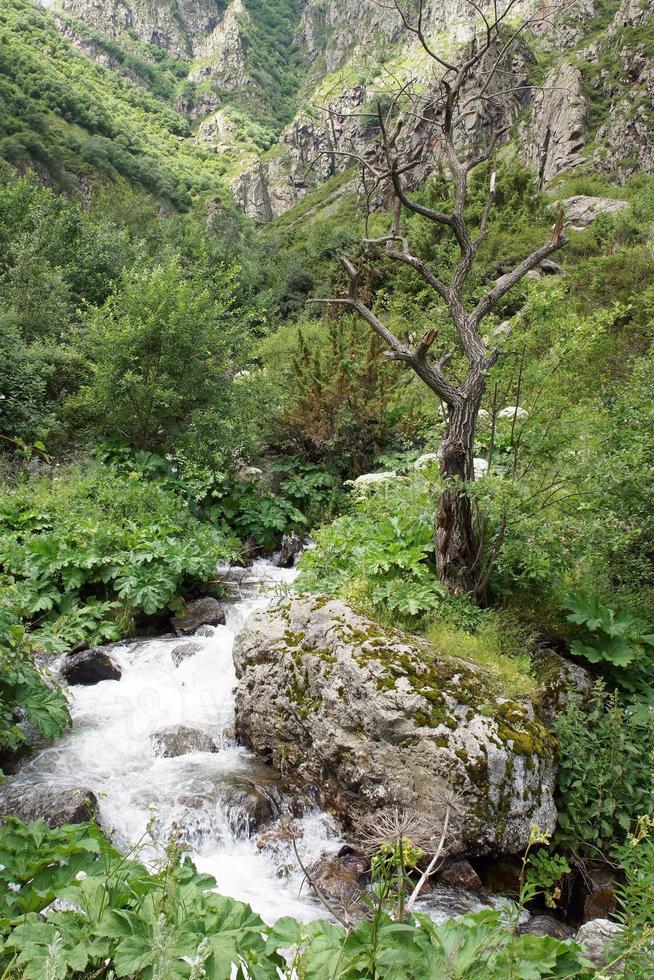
(6, 559, 343, 924)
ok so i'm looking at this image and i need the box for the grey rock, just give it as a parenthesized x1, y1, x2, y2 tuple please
(171, 597, 225, 635)
(520, 915, 575, 941)
(533, 650, 593, 728)
(309, 854, 365, 917)
(522, 63, 587, 186)
(60, 647, 121, 685)
(213, 780, 278, 832)
(52, 0, 221, 58)
(171, 640, 204, 667)
(195, 625, 217, 637)
(562, 195, 630, 229)
(277, 532, 307, 569)
(439, 859, 482, 891)
(0, 710, 52, 774)
(150, 725, 218, 758)
(539, 259, 565, 275)
(234, 596, 557, 856)
(0, 786, 98, 828)
(575, 918, 623, 969)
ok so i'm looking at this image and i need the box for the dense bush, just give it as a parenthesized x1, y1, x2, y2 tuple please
(0, 817, 598, 980)
(0, 465, 237, 652)
(554, 684, 654, 859)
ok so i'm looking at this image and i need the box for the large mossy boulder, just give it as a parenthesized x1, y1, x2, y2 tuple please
(233, 596, 557, 856)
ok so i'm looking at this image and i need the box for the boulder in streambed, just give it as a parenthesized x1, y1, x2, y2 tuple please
(150, 725, 218, 758)
(0, 786, 98, 828)
(234, 596, 557, 856)
(60, 647, 121, 685)
(171, 597, 225, 635)
(171, 640, 204, 667)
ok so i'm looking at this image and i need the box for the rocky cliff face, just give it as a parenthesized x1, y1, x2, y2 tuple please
(52, 0, 224, 58)
(47, 0, 654, 219)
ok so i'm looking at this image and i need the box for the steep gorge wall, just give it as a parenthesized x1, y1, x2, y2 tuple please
(48, 0, 654, 220)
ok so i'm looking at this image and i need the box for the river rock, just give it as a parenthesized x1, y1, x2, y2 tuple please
(171, 597, 225, 635)
(60, 648, 121, 685)
(171, 640, 204, 667)
(256, 817, 304, 853)
(150, 725, 218, 757)
(520, 915, 575, 941)
(0, 786, 98, 828)
(309, 854, 365, 916)
(213, 780, 278, 831)
(234, 596, 557, 856)
(583, 868, 618, 920)
(277, 532, 307, 568)
(575, 918, 623, 969)
(439, 859, 482, 891)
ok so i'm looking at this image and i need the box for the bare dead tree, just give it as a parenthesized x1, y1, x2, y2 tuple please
(311, 0, 568, 595)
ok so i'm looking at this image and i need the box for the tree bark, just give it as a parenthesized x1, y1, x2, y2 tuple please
(435, 396, 480, 592)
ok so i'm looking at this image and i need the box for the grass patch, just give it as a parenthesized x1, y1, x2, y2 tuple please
(426, 615, 538, 700)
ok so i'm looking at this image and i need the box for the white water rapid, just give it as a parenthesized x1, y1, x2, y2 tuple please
(7, 560, 344, 923)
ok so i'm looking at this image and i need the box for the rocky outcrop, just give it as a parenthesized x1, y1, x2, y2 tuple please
(590, 2, 654, 182)
(150, 725, 218, 757)
(234, 596, 557, 857)
(522, 63, 587, 186)
(189, 0, 249, 93)
(575, 919, 623, 970)
(60, 648, 121, 685)
(52, 0, 223, 58)
(170, 596, 225, 634)
(0, 786, 98, 828)
(562, 195, 630, 229)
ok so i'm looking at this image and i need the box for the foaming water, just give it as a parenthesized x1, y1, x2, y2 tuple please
(7, 559, 343, 923)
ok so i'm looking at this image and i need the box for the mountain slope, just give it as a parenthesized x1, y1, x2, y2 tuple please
(0, 0, 228, 208)
(4, 0, 653, 220)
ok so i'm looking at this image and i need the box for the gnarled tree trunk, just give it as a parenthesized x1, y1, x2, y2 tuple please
(435, 395, 481, 592)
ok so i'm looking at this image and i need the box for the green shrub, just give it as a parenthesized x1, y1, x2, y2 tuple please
(297, 474, 446, 624)
(0, 464, 237, 652)
(555, 683, 654, 859)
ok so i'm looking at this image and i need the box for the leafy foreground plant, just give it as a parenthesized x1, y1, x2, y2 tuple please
(297, 474, 445, 623)
(554, 682, 654, 859)
(0, 465, 238, 652)
(0, 817, 601, 979)
(563, 593, 654, 699)
(0, 594, 70, 775)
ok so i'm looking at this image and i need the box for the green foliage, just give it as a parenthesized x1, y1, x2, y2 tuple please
(426, 611, 537, 699)
(260, 315, 422, 476)
(207, 474, 308, 552)
(563, 593, 654, 697)
(72, 261, 242, 452)
(0, 600, 70, 775)
(297, 474, 446, 623)
(612, 816, 654, 977)
(554, 683, 654, 858)
(0, 818, 595, 980)
(0, 464, 236, 651)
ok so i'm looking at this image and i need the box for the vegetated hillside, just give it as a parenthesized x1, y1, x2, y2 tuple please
(35, 0, 654, 223)
(0, 0, 229, 207)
